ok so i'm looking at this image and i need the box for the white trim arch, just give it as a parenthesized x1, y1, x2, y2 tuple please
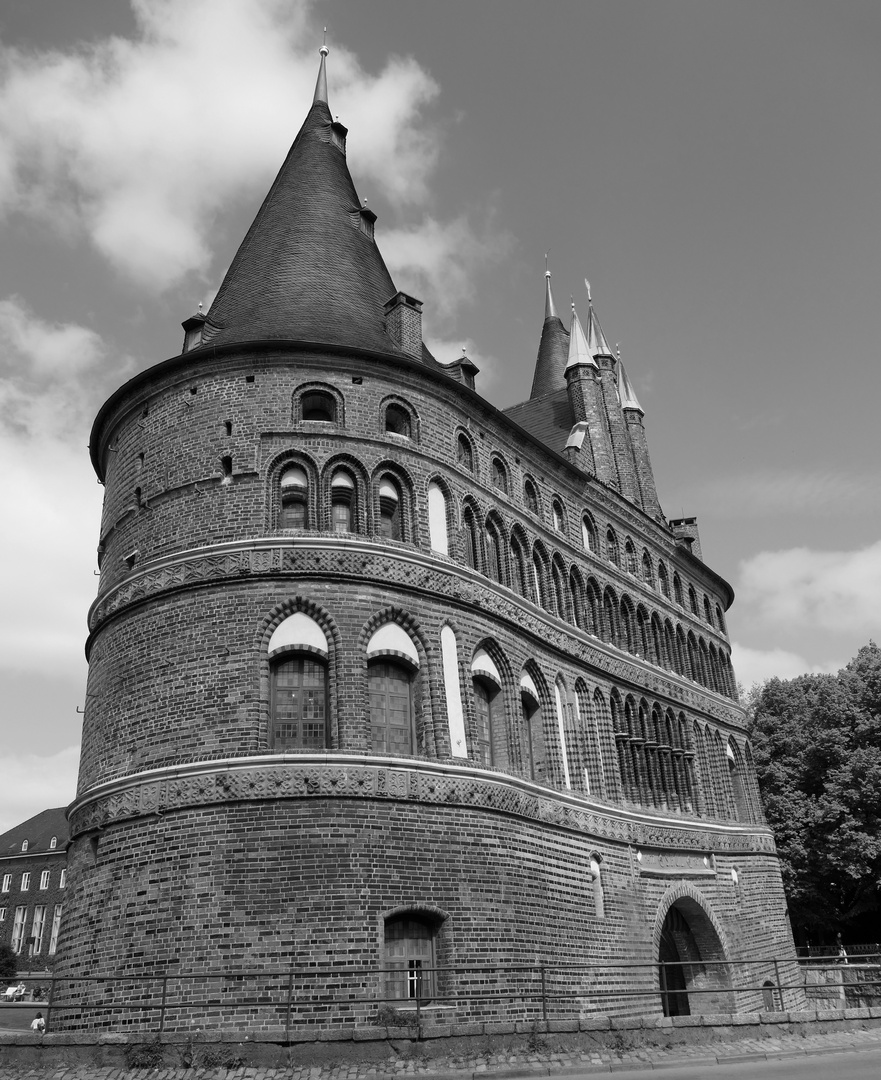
(366, 623, 420, 667)
(268, 612, 329, 656)
(471, 648, 502, 688)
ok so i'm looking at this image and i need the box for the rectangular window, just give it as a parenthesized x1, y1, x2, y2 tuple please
(0, 907, 6, 922)
(48, 905, 63, 956)
(40, 870, 50, 890)
(20, 872, 30, 892)
(1, 874, 10, 893)
(59, 869, 67, 889)
(30, 905, 46, 956)
(11, 907, 27, 953)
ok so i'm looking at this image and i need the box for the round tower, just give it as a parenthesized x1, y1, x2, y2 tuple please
(55, 50, 797, 1032)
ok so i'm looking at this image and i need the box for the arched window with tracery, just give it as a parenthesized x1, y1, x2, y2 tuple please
(377, 474, 403, 541)
(491, 457, 507, 493)
(331, 468, 356, 532)
(524, 479, 539, 516)
(607, 528, 620, 567)
(268, 612, 330, 751)
(456, 432, 474, 472)
(279, 464, 309, 529)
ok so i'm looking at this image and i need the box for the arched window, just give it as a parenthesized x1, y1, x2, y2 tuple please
(552, 499, 565, 533)
(532, 548, 548, 608)
(510, 535, 527, 596)
(582, 514, 597, 553)
(589, 856, 605, 919)
(270, 654, 328, 749)
(49, 837, 57, 851)
(673, 573, 683, 606)
(727, 740, 751, 821)
(642, 551, 654, 587)
(620, 597, 636, 654)
(551, 559, 568, 619)
(427, 481, 449, 555)
(607, 529, 620, 567)
(301, 390, 336, 422)
(703, 595, 713, 624)
(384, 913, 439, 1002)
(473, 678, 501, 767)
(625, 540, 637, 575)
(658, 562, 670, 597)
(280, 465, 309, 529)
(368, 660, 414, 755)
(603, 588, 619, 645)
(377, 475, 402, 541)
(21, 840, 28, 853)
(524, 479, 539, 515)
(385, 403, 411, 438)
(688, 586, 698, 615)
(491, 458, 507, 493)
(485, 520, 503, 583)
(463, 505, 480, 569)
(331, 469, 356, 532)
(716, 604, 727, 634)
(456, 433, 474, 472)
(520, 679, 541, 782)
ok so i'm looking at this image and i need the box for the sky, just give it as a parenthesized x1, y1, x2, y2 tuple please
(1, 0, 880, 832)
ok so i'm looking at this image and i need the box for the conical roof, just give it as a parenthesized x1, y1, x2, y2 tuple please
(585, 280, 614, 358)
(564, 304, 596, 371)
(200, 51, 402, 357)
(529, 272, 569, 398)
(617, 359, 644, 413)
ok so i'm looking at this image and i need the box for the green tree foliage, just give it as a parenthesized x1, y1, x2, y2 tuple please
(749, 642, 881, 945)
(0, 943, 16, 982)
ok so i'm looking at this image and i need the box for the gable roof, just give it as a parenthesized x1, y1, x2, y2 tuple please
(0, 808, 68, 857)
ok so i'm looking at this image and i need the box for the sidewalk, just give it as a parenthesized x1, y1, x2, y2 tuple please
(2, 1025, 881, 1078)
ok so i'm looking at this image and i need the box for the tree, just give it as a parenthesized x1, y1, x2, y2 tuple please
(749, 642, 881, 946)
(0, 943, 16, 983)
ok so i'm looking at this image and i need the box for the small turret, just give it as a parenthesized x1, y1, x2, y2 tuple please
(585, 282, 640, 501)
(618, 358, 662, 518)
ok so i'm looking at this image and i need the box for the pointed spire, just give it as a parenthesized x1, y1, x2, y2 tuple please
(528, 268, 569, 399)
(617, 358, 643, 413)
(585, 279, 614, 358)
(313, 35, 329, 104)
(565, 304, 597, 370)
(199, 42, 403, 358)
(544, 270, 558, 321)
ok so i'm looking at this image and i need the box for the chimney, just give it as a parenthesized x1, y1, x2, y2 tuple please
(384, 292, 423, 361)
(670, 516, 703, 561)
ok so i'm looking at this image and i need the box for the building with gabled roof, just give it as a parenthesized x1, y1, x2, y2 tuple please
(0, 809, 68, 972)
(54, 46, 796, 1033)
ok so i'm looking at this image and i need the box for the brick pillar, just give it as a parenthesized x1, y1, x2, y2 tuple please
(625, 408, 662, 518)
(597, 356, 640, 500)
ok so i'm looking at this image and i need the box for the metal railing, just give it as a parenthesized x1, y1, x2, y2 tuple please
(5, 956, 878, 1035)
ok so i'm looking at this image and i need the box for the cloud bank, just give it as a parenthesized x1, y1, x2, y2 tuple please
(0, 746, 80, 835)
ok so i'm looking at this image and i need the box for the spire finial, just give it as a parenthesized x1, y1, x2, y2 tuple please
(314, 33, 329, 104)
(585, 278, 592, 303)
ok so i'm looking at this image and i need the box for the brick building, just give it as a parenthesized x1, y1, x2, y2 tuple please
(54, 48, 797, 1031)
(0, 809, 67, 973)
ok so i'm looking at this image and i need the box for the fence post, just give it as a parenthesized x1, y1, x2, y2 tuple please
(658, 961, 668, 1016)
(540, 966, 547, 1026)
(159, 974, 168, 1035)
(416, 992, 422, 1037)
(285, 968, 294, 1043)
(773, 957, 784, 1011)
(44, 976, 56, 1035)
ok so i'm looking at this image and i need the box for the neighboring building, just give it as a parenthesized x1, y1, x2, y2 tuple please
(0, 809, 67, 972)
(54, 48, 796, 1031)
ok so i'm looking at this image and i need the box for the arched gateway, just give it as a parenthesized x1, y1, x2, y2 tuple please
(656, 890, 733, 1016)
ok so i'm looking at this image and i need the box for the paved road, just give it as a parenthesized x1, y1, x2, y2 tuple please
(599, 1045, 881, 1078)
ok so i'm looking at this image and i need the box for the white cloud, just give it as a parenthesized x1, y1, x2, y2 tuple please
(382, 213, 513, 322)
(0, 746, 80, 835)
(0, 0, 441, 290)
(731, 641, 842, 693)
(424, 335, 503, 394)
(735, 541, 881, 635)
(0, 298, 126, 677)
